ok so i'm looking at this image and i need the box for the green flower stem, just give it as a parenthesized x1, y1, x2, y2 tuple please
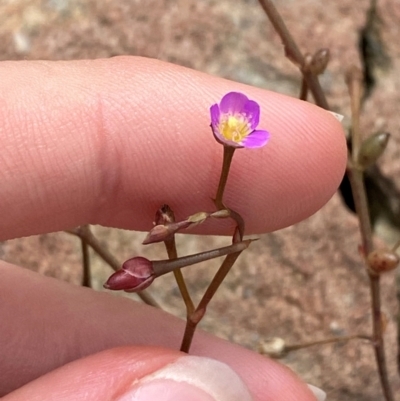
(66, 226, 160, 308)
(346, 68, 394, 401)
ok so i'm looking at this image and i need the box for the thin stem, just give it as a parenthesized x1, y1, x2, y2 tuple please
(66, 227, 160, 308)
(180, 250, 243, 352)
(346, 67, 364, 163)
(153, 240, 252, 276)
(214, 146, 235, 209)
(164, 236, 195, 316)
(257, 0, 329, 109)
(284, 334, 372, 353)
(213, 146, 245, 237)
(179, 144, 246, 351)
(299, 78, 308, 101)
(80, 232, 91, 288)
(349, 171, 393, 400)
(346, 67, 394, 401)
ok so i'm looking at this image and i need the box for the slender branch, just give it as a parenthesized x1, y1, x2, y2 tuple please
(299, 79, 308, 101)
(346, 67, 364, 164)
(257, 0, 329, 109)
(164, 227, 195, 316)
(180, 250, 243, 352)
(179, 144, 246, 352)
(284, 334, 372, 353)
(153, 240, 252, 276)
(66, 227, 160, 308)
(346, 67, 393, 401)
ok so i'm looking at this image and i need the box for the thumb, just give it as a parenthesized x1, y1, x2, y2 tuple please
(3, 346, 255, 401)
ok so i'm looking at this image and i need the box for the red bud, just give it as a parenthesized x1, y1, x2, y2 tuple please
(103, 257, 155, 292)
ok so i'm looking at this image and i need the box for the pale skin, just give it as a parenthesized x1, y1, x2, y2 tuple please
(0, 57, 347, 400)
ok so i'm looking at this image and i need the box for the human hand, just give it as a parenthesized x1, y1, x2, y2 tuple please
(0, 57, 346, 400)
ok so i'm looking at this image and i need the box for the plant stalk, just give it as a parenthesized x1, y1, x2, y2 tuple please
(257, 0, 329, 109)
(346, 67, 393, 401)
(66, 226, 160, 308)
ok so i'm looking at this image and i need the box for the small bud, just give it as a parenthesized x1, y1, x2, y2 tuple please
(357, 132, 390, 168)
(187, 212, 210, 225)
(143, 224, 173, 245)
(143, 220, 191, 245)
(367, 249, 399, 274)
(154, 204, 175, 225)
(103, 256, 155, 292)
(259, 337, 286, 358)
(210, 209, 230, 218)
(310, 48, 330, 75)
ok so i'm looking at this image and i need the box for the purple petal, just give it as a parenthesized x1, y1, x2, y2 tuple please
(210, 103, 220, 127)
(243, 100, 260, 130)
(241, 129, 270, 148)
(219, 92, 249, 114)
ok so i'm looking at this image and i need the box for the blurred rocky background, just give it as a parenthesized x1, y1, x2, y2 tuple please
(1, 0, 400, 400)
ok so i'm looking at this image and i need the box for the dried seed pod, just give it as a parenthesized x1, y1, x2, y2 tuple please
(357, 132, 390, 168)
(367, 249, 399, 274)
(154, 204, 175, 225)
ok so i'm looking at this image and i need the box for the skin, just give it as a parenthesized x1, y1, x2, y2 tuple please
(0, 57, 347, 400)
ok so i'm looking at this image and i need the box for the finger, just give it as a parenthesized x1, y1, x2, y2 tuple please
(0, 57, 346, 240)
(3, 347, 317, 401)
(1, 262, 319, 401)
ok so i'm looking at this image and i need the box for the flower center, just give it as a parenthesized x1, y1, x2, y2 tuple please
(219, 114, 251, 143)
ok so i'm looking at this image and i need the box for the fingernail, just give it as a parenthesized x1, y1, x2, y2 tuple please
(117, 356, 253, 401)
(308, 384, 326, 401)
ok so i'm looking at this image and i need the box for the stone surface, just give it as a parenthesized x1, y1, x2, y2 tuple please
(1, 0, 400, 400)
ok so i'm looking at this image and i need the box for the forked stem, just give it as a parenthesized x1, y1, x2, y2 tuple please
(180, 249, 244, 352)
(180, 145, 246, 352)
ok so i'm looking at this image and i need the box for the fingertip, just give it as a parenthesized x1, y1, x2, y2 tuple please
(0, 57, 347, 238)
(3, 347, 181, 401)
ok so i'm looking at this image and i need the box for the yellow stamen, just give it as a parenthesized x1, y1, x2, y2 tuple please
(219, 115, 251, 143)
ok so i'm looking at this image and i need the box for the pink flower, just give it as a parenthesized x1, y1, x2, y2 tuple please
(210, 92, 270, 148)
